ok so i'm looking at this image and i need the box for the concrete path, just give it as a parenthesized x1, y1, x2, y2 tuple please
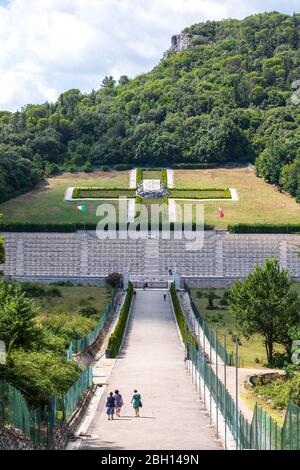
(168, 199, 177, 222)
(167, 169, 174, 188)
(129, 169, 137, 189)
(78, 291, 222, 450)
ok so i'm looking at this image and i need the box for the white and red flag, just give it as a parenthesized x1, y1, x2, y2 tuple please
(218, 208, 225, 218)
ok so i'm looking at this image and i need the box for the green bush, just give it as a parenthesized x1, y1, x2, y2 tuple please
(114, 164, 134, 171)
(106, 272, 123, 288)
(21, 282, 47, 297)
(82, 162, 93, 173)
(107, 283, 133, 358)
(101, 165, 110, 172)
(40, 312, 97, 344)
(0, 349, 81, 406)
(78, 305, 99, 317)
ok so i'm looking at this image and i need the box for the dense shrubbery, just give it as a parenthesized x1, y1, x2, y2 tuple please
(107, 283, 133, 358)
(252, 373, 300, 408)
(0, 13, 300, 203)
(0, 281, 88, 404)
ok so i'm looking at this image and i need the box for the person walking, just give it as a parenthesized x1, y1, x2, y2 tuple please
(131, 389, 142, 417)
(164, 293, 166, 301)
(114, 389, 124, 417)
(106, 392, 115, 421)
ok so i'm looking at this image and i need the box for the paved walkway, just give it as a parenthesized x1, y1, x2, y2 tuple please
(78, 291, 222, 450)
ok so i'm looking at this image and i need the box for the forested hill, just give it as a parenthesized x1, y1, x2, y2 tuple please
(0, 11, 300, 203)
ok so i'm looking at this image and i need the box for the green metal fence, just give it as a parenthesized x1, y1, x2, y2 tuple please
(282, 400, 300, 450)
(62, 366, 93, 422)
(0, 379, 57, 446)
(0, 367, 93, 446)
(67, 288, 118, 357)
(185, 284, 236, 366)
(186, 317, 300, 450)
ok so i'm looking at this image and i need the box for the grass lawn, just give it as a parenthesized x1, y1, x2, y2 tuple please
(0, 171, 129, 225)
(175, 167, 300, 228)
(1, 167, 299, 226)
(36, 285, 112, 318)
(142, 170, 162, 180)
(169, 189, 229, 199)
(190, 287, 290, 367)
(240, 390, 285, 425)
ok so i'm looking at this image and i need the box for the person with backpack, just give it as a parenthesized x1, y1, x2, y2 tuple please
(106, 392, 115, 420)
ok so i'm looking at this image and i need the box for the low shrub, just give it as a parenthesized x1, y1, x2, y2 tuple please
(78, 305, 99, 317)
(161, 168, 167, 186)
(107, 283, 133, 357)
(170, 284, 196, 346)
(136, 168, 143, 185)
(106, 272, 123, 288)
(114, 164, 134, 171)
(101, 165, 110, 172)
(172, 163, 217, 169)
(0, 222, 215, 232)
(229, 224, 300, 234)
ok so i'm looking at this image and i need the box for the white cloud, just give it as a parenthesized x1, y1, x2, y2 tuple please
(0, 0, 298, 111)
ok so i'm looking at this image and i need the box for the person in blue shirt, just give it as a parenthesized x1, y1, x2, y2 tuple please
(106, 392, 115, 420)
(114, 390, 124, 417)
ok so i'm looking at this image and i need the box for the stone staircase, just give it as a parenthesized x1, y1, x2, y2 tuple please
(142, 238, 160, 281)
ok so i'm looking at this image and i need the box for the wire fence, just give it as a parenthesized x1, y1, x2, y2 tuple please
(185, 283, 237, 366)
(176, 284, 300, 450)
(0, 366, 93, 447)
(62, 366, 93, 422)
(0, 380, 57, 446)
(67, 288, 118, 357)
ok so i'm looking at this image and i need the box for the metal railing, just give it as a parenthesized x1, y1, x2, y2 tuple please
(67, 288, 118, 357)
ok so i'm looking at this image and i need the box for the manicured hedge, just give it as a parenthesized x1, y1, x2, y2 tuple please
(172, 163, 217, 169)
(0, 222, 215, 232)
(161, 168, 167, 186)
(72, 188, 135, 199)
(107, 283, 133, 358)
(170, 283, 196, 346)
(229, 224, 300, 234)
(136, 168, 143, 185)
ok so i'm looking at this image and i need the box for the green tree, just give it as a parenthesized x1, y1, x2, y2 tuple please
(1, 349, 80, 406)
(0, 285, 40, 349)
(229, 259, 299, 365)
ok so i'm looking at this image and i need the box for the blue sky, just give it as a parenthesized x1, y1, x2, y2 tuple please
(0, 0, 298, 111)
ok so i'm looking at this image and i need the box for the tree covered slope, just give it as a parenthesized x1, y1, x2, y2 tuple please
(0, 12, 299, 203)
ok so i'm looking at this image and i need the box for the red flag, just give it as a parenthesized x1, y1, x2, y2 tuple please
(218, 208, 225, 218)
